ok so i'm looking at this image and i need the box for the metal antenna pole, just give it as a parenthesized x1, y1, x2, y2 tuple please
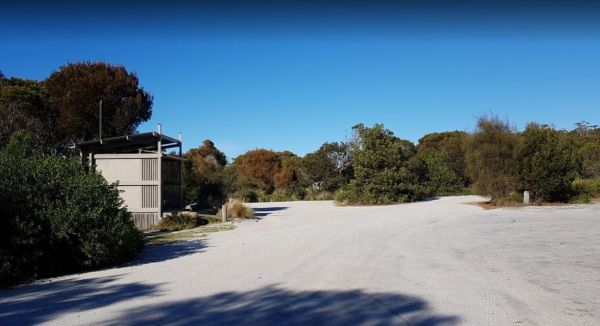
(99, 100, 103, 140)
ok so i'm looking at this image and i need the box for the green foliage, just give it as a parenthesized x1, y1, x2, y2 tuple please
(45, 62, 153, 144)
(340, 124, 419, 204)
(303, 142, 353, 192)
(184, 140, 228, 209)
(569, 194, 592, 204)
(0, 133, 143, 287)
(304, 187, 333, 201)
(1, 63, 153, 153)
(465, 115, 518, 201)
(417, 131, 468, 181)
(572, 178, 600, 197)
(0, 76, 56, 151)
(408, 151, 466, 196)
(235, 186, 259, 203)
(578, 142, 600, 178)
(408, 131, 469, 196)
(514, 124, 580, 201)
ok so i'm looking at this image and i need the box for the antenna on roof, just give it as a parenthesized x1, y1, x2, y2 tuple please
(157, 123, 162, 134)
(98, 100, 103, 140)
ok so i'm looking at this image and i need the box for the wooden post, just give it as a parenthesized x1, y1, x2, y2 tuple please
(221, 204, 227, 223)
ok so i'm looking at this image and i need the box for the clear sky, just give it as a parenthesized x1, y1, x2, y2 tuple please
(2, 1, 600, 159)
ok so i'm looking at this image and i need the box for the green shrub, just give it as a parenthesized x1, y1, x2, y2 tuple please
(347, 124, 419, 204)
(0, 133, 143, 287)
(236, 187, 259, 202)
(569, 194, 592, 204)
(155, 212, 199, 231)
(572, 178, 600, 197)
(515, 124, 580, 202)
(304, 187, 334, 201)
(333, 182, 405, 205)
(465, 115, 518, 201)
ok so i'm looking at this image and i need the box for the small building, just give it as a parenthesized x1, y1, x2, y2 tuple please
(74, 126, 184, 230)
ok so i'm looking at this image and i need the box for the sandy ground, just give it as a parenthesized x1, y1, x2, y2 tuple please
(1, 196, 599, 325)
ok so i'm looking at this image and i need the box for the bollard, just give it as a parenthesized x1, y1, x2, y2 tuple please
(221, 204, 227, 223)
(523, 191, 530, 204)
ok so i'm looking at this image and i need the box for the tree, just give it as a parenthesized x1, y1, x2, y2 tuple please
(184, 140, 228, 209)
(348, 124, 417, 204)
(417, 131, 468, 181)
(410, 131, 469, 195)
(579, 142, 600, 178)
(44, 62, 153, 145)
(515, 124, 580, 201)
(234, 149, 282, 192)
(303, 142, 352, 192)
(275, 152, 307, 190)
(0, 76, 56, 150)
(465, 115, 518, 201)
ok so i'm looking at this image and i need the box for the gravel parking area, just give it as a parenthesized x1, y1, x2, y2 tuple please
(1, 196, 599, 325)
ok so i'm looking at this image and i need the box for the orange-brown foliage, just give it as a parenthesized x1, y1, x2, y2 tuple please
(234, 149, 282, 190)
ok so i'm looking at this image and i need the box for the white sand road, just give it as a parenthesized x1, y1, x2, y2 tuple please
(1, 196, 599, 325)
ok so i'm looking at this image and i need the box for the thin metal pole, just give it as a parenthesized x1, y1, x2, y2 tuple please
(99, 100, 103, 140)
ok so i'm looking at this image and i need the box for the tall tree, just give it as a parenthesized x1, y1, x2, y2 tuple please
(44, 62, 153, 144)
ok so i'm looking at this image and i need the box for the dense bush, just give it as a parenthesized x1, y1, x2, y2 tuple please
(572, 178, 600, 197)
(465, 116, 518, 201)
(338, 124, 420, 204)
(184, 117, 597, 206)
(0, 134, 143, 287)
(183, 140, 228, 210)
(407, 151, 466, 196)
(578, 142, 600, 178)
(304, 187, 333, 201)
(303, 142, 353, 192)
(514, 124, 580, 202)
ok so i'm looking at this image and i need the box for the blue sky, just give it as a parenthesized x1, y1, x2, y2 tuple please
(2, 1, 600, 159)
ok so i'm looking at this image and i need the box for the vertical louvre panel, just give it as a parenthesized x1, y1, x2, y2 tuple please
(142, 158, 158, 181)
(142, 185, 158, 208)
(132, 213, 160, 230)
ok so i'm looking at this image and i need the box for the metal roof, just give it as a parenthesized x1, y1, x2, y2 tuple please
(73, 132, 181, 154)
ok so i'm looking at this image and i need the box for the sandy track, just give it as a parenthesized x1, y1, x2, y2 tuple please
(1, 196, 599, 325)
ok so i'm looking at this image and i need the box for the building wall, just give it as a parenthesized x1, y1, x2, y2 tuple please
(95, 157, 143, 183)
(95, 153, 164, 230)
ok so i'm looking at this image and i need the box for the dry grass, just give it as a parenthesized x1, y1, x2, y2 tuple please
(146, 224, 235, 245)
(219, 199, 255, 219)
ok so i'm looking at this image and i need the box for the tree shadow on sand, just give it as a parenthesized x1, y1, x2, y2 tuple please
(127, 239, 207, 266)
(0, 275, 162, 325)
(108, 285, 459, 326)
(253, 206, 288, 218)
(0, 277, 459, 326)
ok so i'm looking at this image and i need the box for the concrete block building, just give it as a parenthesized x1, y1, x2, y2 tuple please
(74, 127, 184, 230)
